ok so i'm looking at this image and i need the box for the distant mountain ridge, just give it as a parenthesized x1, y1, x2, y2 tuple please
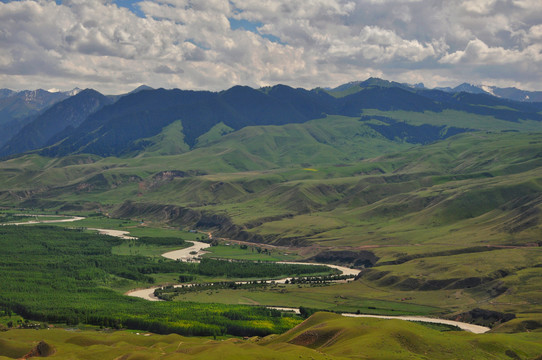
(0, 89, 112, 157)
(326, 78, 542, 116)
(39, 85, 335, 157)
(0, 88, 82, 115)
(330, 79, 542, 102)
(38, 82, 542, 158)
(434, 83, 542, 102)
(327, 78, 415, 94)
(0, 88, 75, 125)
(0, 85, 155, 156)
(0, 89, 15, 99)
(0, 88, 82, 149)
(2, 78, 542, 158)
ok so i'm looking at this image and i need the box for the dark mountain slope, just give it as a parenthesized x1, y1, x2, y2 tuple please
(42, 88, 220, 156)
(0, 89, 112, 157)
(0, 115, 37, 151)
(9, 80, 538, 158)
(264, 84, 336, 117)
(340, 86, 442, 115)
(218, 85, 336, 128)
(0, 89, 15, 99)
(41, 85, 338, 157)
(217, 85, 306, 128)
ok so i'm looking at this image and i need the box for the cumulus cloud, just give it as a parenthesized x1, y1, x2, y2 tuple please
(0, 0, 540, 92)
(461, 0, 497, 14)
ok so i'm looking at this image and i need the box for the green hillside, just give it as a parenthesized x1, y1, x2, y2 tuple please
(1, 313, 542, 359)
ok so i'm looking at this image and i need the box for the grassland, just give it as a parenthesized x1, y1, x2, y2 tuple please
(169, 282, 440, 315)
(1, 313, 542, 359)
(202, 244, 300, 262)
(362, 109, 542, 132)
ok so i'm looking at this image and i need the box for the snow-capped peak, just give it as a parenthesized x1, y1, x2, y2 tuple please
(480, 85, 497, 97)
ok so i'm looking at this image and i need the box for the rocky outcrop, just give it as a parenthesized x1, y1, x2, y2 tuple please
(22, 341, 55, 358)
(358, 268, 510, 292)
(113, 201, 266, 243)
(452, 308, 516, 328)
(309, 250, 379, 268)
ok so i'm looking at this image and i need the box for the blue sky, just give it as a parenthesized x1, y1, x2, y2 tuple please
(112, 0, 145, 18)
(0, 0, 541, 93)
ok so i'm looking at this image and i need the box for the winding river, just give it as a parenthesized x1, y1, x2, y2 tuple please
(124, 239, 491, 334)
(125, 241, 360, 300)
(5, 215, 490, 334)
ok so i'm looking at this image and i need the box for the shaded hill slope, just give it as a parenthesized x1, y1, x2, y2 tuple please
(40, 85, 336, 157)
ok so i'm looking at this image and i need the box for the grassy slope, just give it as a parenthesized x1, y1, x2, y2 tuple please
(151, 132, 542, 319)
(1, 313, 542, 359)
(264, 312, 542, 359)
(362, 108, 542, 132)
(132, 120, 190, 156)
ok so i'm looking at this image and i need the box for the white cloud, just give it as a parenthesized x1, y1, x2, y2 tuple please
(0, 0, 540, 92)
(528, 24, 542, 40)
(461, 0, 497, 14)
(440, 39, 515, 64)
(440, 38, 542, 66)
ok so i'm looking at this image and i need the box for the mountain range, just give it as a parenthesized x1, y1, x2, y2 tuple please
(436, 83, 542, 102)
(0, 85, 152, 152)
(0, 88, 81, 149)
(329, 78, 542, 102)
(0, 88, 81, 125)
(1, 78, 541, 158)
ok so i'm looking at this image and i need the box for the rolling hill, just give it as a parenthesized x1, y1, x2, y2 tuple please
(1, 312, 542, 359)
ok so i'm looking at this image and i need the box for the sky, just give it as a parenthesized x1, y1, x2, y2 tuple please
(0, 0, 541, 94)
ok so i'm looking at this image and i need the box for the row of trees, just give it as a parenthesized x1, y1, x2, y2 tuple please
(154, 274, 355, 301)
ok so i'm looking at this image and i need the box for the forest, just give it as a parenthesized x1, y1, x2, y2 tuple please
(0, 226, 332, 337)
